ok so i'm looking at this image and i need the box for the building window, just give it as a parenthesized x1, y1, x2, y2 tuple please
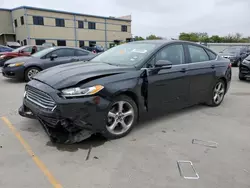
(121, 25, 127, 32)
(20, 16, 24, 25)
(14, 19, 18, 27)
(89, 41, 96, 47)
(55, 18, 65, 27)
(35, 39, 46, 45)
(57, 40, 66, 46)
(17, 40, 20, 44)
(23, 39, 27, 46)
(33, 16, 44, 25)
(79, 41, 85, 47)
(78, 21, 84, 28)
(88, 22, 96, 29)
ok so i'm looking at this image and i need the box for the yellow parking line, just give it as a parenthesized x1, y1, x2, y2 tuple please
(1, 116, 63, 188)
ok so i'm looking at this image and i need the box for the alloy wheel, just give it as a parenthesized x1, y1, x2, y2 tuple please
(213, 82, 225, 105)
(27, 69, 39, 80)
(106, 101, 135, 135)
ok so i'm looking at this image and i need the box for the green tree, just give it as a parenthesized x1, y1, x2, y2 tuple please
(134, 36, 145, 41)
(146, 34, 162, 40)
(210, 35, 222, 43)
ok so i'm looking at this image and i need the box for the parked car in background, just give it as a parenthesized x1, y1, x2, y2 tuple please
(18, 40, 231, 143)
(239, 54, 250, 81)
(0, 45, 13, 54)
(219, 46, 250, 67)
(2, 46, 96, 81)
(81, 45, 104, 53)
(6, 41, 21, 49)
(0, 45, 45, 67)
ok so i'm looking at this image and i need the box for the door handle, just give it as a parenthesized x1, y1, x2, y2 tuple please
(211, 65, 215, 69)
(180, 68, 186, 73)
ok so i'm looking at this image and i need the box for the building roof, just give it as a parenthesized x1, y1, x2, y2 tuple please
(8, 6, 131, 22)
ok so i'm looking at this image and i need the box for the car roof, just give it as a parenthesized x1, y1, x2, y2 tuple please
(129, 39, 207, 46)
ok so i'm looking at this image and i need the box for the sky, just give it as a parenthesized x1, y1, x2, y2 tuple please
(1, 0, 250, 39)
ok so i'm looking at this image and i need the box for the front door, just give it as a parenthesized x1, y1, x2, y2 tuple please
(185, 44, 216, 104)
(147, 43, 190, 112)
(43, 48, 75, 69)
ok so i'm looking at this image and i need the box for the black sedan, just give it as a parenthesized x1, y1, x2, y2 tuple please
(239, 55, 250, 81)
(18, 40, 232, 143)
(219, 47, 250, 67)
(2, 46, 96, 81)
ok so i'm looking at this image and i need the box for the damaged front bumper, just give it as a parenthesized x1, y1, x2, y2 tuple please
(18, 80, 111, 144)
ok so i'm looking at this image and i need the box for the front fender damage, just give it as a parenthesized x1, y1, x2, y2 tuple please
(37, 117, 93, 144)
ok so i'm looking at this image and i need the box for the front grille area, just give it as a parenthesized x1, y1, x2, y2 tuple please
(25, 86, 56, 111)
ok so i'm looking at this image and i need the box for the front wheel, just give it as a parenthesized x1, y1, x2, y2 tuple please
(24, 67, 41, 82)
(102, 95, 138, 140)
(239, 74, 246, 81)
(206, 79, 226, 107)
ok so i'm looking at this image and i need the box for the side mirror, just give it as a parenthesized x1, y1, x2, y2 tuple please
(155, 60, 172, 69)
(50, 54, 58, 60)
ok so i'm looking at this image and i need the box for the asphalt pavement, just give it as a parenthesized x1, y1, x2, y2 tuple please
(0, 68, 250, 188)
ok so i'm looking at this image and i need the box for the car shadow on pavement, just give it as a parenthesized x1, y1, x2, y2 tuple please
(2, 78, 24, 84)
(136, 104, 206, 131)
(46, 134, 108, 152)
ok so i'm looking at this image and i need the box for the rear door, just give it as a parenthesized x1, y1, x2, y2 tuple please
(74, 49, 94, 61)
(42, 48, 75, 69)
(185, 44, 216, 105)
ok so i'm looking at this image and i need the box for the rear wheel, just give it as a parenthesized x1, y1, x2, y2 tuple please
(102, 95, 138, 139)
(24, 67, 41, 82)
(206, 79, 226, 107)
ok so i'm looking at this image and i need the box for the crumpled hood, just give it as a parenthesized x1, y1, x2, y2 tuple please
(33, 61, 135, 89)
(4, 56, 33, 65)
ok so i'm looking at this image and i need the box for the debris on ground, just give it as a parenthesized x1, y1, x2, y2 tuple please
(192, 139, 218, 148)
(131, 138, 136, 141)
(0, 146, 2, 148)
(162, 130, 166, 133)
(177, 160, 199, 180)
(93, 156, 99, 159)
(85, 145, 92, 161)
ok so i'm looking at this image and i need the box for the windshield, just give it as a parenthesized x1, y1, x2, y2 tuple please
(90, 43, 158, 66)
(246, 55, 250, 60)
(222, 47, 240, 54)
(12, 46, 27, 52)
(31, 47, 55, 58)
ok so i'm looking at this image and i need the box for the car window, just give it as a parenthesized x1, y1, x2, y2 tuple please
(188, 45, 210, 63)
(37, 46, 45, 51)
(155, 44, 184, 65)
(51, 48, 75, 58)
(75, 50, 89, 56)
(22, 47, 33, 53)
(205, 49, 217, 60)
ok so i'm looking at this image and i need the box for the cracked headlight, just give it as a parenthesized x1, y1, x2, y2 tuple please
(61, 85, 104, 97)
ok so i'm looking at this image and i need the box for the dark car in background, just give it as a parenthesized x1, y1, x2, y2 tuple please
(18, 40, 231, 143)
(239, 54, 250, 81)
(219, 46, 250, 67)
(0, 45, 45, 67)
(81, 45, 104, 53)
(2, 46, 96, 81)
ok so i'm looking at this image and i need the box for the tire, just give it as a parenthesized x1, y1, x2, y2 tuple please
(102, 95, 138, 140)
(239, 75, 246, 81)
(24, 67, 41, 82)
(206, 79, 226, 107)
